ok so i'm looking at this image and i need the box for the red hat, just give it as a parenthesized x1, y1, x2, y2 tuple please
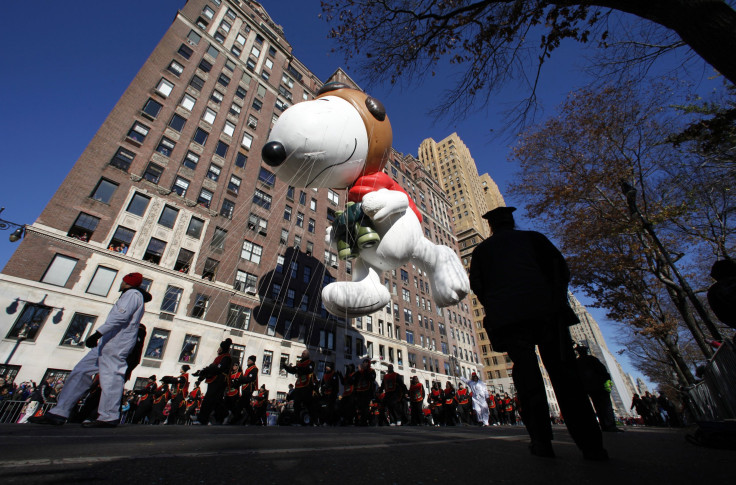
(123, 272, 143, 287)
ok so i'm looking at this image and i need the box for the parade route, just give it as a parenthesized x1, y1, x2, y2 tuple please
(0, 424, 730, 484)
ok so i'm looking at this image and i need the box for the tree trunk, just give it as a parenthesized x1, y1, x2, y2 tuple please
(662, 333, 696, 385)
(586, 1, 736, 85)
(665, 285, 714, 358)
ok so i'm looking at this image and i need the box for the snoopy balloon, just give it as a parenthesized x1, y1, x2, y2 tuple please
(262, 82, 470, 318)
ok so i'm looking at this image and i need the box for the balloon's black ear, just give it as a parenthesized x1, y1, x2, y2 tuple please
(365, 96, 386, 121)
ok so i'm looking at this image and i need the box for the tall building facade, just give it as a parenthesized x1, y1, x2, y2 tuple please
(569, 295, 636, 418)
(417, 134, 511, 388)
(0, 0, 478, 394)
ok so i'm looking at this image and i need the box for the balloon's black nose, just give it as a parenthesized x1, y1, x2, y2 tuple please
(262, 141, 287, 167)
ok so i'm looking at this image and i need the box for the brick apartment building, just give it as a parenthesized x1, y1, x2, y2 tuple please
(0, 0, 479, 395)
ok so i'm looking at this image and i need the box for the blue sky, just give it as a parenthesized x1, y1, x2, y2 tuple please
(0, 0, 672, 384)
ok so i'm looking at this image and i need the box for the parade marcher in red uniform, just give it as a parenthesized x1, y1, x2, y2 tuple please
(354, 358, 376, 426)
(408, 376, 425, 426)
(224, 363, 242, 424)
(503, 392, 514, 425)
(232, 355, 258, 425)
(284, 349, 316, 425)
(252, 384, 269, 426)
(443, 381, 458, 426)
(456, 382, 471, 425)
(184, 384, 203, 423)
(380, 364, 403, 425)
(339, 363, 357, 425)
(167, 365, 190, 425)
(488, 393, 500, 425)
(429, 382, 444, 426)
(150, 379, 171, 424)
(132, 375, 157, 424)
(193, 338, 233, 425)
(319, 362, 341, 425)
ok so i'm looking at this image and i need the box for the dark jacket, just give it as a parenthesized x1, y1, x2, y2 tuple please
(469, 229, 577, 330)
(707, 276, 736, 329)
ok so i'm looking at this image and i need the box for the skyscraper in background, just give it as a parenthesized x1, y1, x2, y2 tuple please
(569, 295, 636, 417)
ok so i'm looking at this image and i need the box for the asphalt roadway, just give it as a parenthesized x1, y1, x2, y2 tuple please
(0, 423, 731, 484)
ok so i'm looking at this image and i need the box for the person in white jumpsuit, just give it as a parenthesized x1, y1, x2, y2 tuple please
(30, 273, 148, 427)
(462, 372, 490, 426)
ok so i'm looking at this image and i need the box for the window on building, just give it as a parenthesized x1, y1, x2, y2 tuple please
(140, 162, 164, 187)
(253, 189, 271, 209)
(171, 176, 189, 196)
(204, 164, 221, 182)
(234, 270, 257, 292)
(167, 60, 184, 77)
(197, 188, 213, 208)
(60, 313, 96, 347)
(155, 78, 174, 97)
(142, 98, 163, 118)
(241, 240, 263, 264)
(41, 254, 78, 287)
(90, 178, 118, 204)
(143, 238, 166, 264)
(228, 175, 241, 194)
(177, 43, 193, 59)
(202, 258, 219, 281)
(319, 330, 335, 350)
(186, 217, 204, 239)
(210, 90, 224, 104)
(262, 350, 273, 375)
(190, 294, 209, 319)
(144, 328, 170, 359)
(110, 147, 135, 171)
(242, 132, 253, 149)
(220, 199, 235, 219)
(6, 303, 51, 341)
(125, 192, 150, 217)
(223, 120, 236, 137)
(229, 101, 241, 117)
(68, 212, 99, 240)
(109, 226, 134, 252)
(214, 140, 229, 158)
(180, 93, 196, 111)
(235, 152, 247, 168)
(207, 228, 226, 252)
(174, 248, 194, 273)
(193, 128, 209, 146)
(267, 316, 277, 336)
(187, 29, 201, 45)
(226, 304, 252, 330)
(198, 59, 213, 73)
(169, 113, 187, 132)
(155, 136, 175, 158)
(178, 334, 200, 363)
(158, 205, 179, 228)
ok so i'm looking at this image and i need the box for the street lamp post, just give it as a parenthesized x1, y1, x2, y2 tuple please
(620, 182, 722, 344)
(0, 207, 25, 243)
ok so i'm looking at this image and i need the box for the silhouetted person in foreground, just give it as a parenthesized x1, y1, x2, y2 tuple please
(469, 207, 607, 460)
(707, 259, 736, 330)
(574, 345, 622, 432)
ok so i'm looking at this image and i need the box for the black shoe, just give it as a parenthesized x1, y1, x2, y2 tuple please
(82, 420, 118, 428)
(28, 413, 66, 426)
(529, 441, 556, 458)
(583, 448, 609, 461)
(603, 427, 625, 433)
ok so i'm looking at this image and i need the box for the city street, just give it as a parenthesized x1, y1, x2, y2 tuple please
(0, 424, 730, 484)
